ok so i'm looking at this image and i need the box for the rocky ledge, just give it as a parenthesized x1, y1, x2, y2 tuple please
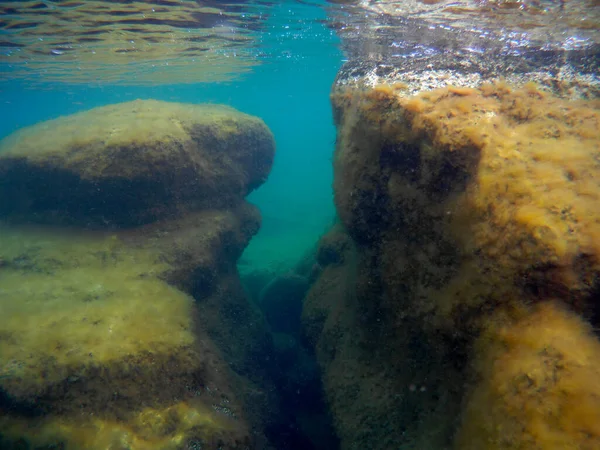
(0, 100, 279, 450)
(304, 76, 600, 449)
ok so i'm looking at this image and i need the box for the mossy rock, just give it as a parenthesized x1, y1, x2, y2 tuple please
(458, 302, 600, 449)
(316, 224, 352, 267)
(311, 82, 600, 449)
(0, 100, 275, 227)
(331, 82, 600, 331)
(0, 221, 256, 449)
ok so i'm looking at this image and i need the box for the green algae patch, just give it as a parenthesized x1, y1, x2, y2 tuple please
(0, 270, 195, 394)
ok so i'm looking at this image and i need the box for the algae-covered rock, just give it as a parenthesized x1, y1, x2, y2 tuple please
(0, 224, 252, 449)
(303, 81, 600, 449)
(457, 301, 600, 450)
(0, 99, 275, 227)
(122, 202, 262, 295)
(0, 101, 279, 449)
(333, 82, 600, 332)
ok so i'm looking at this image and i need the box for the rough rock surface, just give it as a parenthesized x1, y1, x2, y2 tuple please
(0, 99, 274, 227)
(0, 101, 278, 450)
(303, 81, 600, 449)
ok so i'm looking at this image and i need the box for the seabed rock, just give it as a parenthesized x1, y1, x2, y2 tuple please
(0, 99, 274, 227)
(304, 36, 600, 450)
(0, 100, 278, 450)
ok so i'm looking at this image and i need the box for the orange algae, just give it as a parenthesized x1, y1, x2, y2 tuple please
(330, 79, 600, 450)
(523, 81, 547, 99)
(0, 224, 247, 449)
(433, 84, 595, 317)
(456, 302, 600, 450)
(447, 86, 477, 96)
(404, 97, 427, 113)
(331, 79, 600, 330)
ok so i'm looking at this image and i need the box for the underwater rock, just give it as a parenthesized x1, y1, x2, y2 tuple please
(0, 102, 280, 449)
(457, 301, 600, 449)
(0, 218, 281, 449)
(0, 224, 255, 450)
(315, 224, 351, 267)
(240, 269, 277, 305)
(259, 273, 310, 335)
(303, 81, 600, 449)
(121, 202, 262, 295)
(0, 99, 275, 227)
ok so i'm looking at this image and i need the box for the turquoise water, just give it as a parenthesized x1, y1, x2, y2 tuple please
(0, 0, 341, 273)
(1, 1, 600, 449)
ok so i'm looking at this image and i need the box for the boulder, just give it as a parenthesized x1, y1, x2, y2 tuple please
(259, 273, 310, 335)
(0, 101, 279, 450)
(304, 80, 600, 450)
(0, 99, 275, 227)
